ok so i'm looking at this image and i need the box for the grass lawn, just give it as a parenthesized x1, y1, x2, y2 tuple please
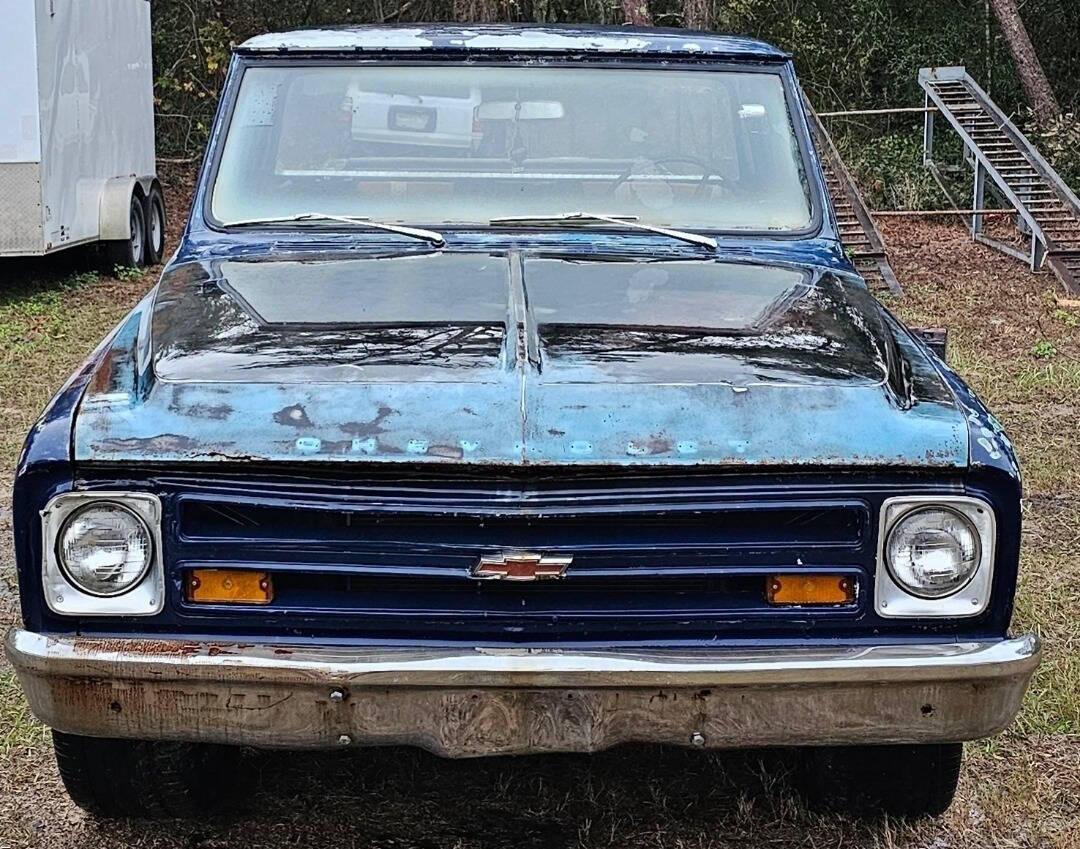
(0, 199, 1076, 847)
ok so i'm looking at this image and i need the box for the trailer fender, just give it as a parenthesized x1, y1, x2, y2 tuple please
(99, 177, 147, 241)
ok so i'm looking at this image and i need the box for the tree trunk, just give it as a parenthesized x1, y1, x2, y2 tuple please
(683, 0, 710, 30)
(988, 0, 1060, 123)
(620, 0, 651, 26)
(453, 0, 499, 21)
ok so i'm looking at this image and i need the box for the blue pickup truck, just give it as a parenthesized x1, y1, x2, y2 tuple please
(7, 24, 1039, 820)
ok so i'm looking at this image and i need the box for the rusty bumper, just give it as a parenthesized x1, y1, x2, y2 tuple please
(6, 629, 1040, 756)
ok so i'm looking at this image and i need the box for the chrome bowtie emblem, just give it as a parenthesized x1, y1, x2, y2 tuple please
(471, 552, 573, 581)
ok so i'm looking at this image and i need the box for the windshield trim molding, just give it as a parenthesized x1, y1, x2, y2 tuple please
(197, 55, 825, 243)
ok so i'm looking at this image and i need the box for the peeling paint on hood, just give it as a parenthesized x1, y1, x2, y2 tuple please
(73, 252, 968, 467)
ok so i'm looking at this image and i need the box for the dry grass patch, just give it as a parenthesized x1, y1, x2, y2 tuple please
(0, 263, 155, 479)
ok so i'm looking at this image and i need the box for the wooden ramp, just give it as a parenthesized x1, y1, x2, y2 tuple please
(806, 105, 901, 295)
(921, 66, 1080, 295)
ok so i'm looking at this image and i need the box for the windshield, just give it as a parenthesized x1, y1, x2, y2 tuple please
(211, 64, 813, 232)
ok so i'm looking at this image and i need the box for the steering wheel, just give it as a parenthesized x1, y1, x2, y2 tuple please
(607, 156, 722, 200)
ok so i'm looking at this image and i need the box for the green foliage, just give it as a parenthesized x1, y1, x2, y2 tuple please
(1024, 112, 1080, 191)
(1052, 307, 1079, 328)
(1033, 340, 1057, 359)
(112, 265, 143, 282)
(835, 128, 941, 210)
(146, 0, 1080, 201)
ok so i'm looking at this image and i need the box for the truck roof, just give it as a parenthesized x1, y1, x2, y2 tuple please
(237, 24, 789, 61)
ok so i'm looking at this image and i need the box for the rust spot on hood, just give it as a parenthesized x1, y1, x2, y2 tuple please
(274, 404, 314, 428)
(95, 434, 201, 454)
(341, 404, 396, 437)
(89, 346, 118, 394)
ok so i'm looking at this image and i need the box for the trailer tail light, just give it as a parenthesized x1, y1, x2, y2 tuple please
(766, 574, 854, 606)
(187, 569, 273, 605)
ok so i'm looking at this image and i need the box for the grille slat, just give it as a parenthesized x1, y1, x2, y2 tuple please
(179, 498, 867, 550)
(183, 569, 863, 617)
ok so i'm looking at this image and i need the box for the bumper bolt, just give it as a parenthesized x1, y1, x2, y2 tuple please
(338, 734, 352, 746)
(691, 732, 706, 747)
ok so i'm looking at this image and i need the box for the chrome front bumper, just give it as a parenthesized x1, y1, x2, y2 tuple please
(6, 629, 1040, 756)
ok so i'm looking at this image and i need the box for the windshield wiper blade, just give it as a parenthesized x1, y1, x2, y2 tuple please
(221, 212, 445, 246)
(489, 211, 718, 250)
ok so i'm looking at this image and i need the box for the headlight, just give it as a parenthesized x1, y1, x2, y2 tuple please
(57, 503, 153, 596)
(885, 506, 980, 598)
(42, 492, 163, 615)
(875, 496, 996, 618)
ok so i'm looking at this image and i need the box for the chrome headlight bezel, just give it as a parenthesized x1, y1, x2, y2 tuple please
(41, 492, 164, 616)
(875, 495, 996, 618)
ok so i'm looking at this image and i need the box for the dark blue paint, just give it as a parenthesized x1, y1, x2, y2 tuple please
(11, 25, 1023, 648)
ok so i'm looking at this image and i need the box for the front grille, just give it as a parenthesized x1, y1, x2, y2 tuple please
(154, 471, 884, 639)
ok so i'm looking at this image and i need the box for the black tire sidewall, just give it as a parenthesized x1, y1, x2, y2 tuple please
(106, 193, 146, 269)
(53, 730, 241, 819)
(797, 742, 963, 818)
(144, 187, 166, 265)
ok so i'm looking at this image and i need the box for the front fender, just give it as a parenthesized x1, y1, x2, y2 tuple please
(13, 291, 156, 630)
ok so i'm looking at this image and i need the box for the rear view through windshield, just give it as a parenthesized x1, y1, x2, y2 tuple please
(211, 65, 813, 232)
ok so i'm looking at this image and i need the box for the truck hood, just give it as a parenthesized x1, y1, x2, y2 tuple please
(75, 252, 967, 467)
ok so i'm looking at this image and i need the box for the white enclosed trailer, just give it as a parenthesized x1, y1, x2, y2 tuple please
(0, 0, 165, 265)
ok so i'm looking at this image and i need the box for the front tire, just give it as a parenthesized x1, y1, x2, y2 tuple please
(53, 731, 241, 819)
(797, 743, 962, 818)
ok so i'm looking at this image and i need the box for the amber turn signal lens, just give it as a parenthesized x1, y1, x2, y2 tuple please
(187, 569, 273, 604)
(766, 574, 854, 605)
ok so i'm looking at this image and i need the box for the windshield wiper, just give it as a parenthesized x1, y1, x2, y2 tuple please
(221, 212, 445, 246)
(489, 212, 718, 250)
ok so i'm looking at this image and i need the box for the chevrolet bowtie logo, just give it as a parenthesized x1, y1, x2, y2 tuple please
(471, 552, 573, 581)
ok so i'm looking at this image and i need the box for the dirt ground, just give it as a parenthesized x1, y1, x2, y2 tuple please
(0, 168, 1077, 847)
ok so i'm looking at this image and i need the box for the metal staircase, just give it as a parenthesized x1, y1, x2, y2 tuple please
(806, 105, 901, 295)
(920, 66, 1080, 294)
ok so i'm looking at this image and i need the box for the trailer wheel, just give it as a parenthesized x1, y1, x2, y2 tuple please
(143, 184, 166, 265)
(105, 192, 146, 269)
(53, 731, 242, 819)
